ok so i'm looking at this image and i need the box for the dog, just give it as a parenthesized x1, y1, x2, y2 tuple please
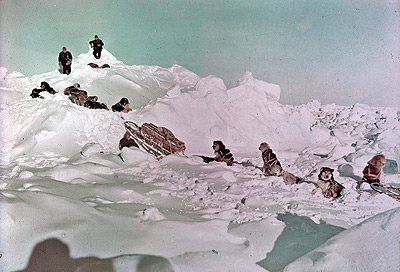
(259, 142, 282, 175)
(88, 63, 110, 69)
(84, 100, 108, 110)
(270, 163, 299, 185)
(111, 98, 132, 113)
(259, 142, 299, 185)
(312, 167, 344, 198)
(282, 170, 300, 185)
(119, 132, 139, 150)
(63, 83, 80, 95)
(69, 89, 87, 106)
(30, 82, 56, 98)
(212, 140, 234, 166)
(360, 155, 386, 185)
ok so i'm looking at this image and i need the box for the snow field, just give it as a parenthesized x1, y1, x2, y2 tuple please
(0, 50, 399, 271)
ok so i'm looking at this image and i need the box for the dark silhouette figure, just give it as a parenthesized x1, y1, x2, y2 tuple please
(17, 238, 113, 272)
(17, 238, 175, 272)
(89, 35, 104, 59)
(58, 47, 73, 75)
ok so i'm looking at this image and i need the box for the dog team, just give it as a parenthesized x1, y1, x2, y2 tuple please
(202, 140, 385, 200)
(31, 84, 386, 200)
(30, 81, 133, 113)
(119, 131, 385, 200)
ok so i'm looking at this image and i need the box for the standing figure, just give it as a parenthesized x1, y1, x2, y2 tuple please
(58, 47, 73, 75)
(89, 35, 104, 59)
(359, 155, 386, 185)
(212, 140, 234, 166)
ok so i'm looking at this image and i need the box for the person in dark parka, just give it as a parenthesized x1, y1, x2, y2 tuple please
(58, 47, 73, 75)
(89, 35, 104, 59)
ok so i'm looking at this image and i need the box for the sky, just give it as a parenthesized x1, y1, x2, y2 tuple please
(0, 0, 399, 106)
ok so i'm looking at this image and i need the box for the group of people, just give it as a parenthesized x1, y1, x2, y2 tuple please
(58, 35, 104, 75)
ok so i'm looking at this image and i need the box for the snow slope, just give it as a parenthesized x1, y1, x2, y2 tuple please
(0, 50, 399, 271)
(284, 207, 400, 272)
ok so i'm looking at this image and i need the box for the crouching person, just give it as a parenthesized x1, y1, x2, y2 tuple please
(312, 167, 344, 198)
(359, 155, 386, 186)
(119, 132, 139, 150)
(259, 142, 299, 185)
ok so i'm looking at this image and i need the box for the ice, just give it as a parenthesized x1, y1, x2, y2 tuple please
(136, 207, 166, 221)
(284, 207, 400, 272)
(1, 50, 399, 271)
(80, 143, 104, 157)
(18, 171, 34, 179)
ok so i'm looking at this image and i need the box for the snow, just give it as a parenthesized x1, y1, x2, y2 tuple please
(284, 207, 400, 272)
(0, 49, 399, 271)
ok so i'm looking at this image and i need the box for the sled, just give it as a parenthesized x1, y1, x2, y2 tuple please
(370, 183, 400, 201)
(124, 121, 185, 158)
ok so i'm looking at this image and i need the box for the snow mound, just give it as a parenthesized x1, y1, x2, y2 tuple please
(229, 71, 280, 102)
(80, 143, 104, 157)
(136, 207, 166, 221)
(3, 49, 399, 161)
